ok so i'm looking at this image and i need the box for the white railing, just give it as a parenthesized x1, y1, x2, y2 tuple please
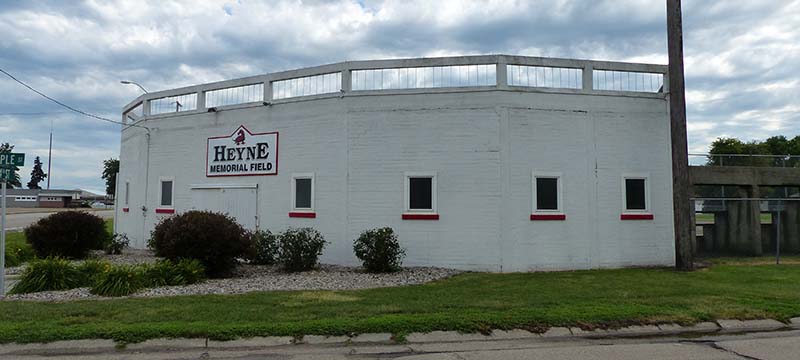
(593, 69, 663, 93)
(149, 93, 197, 115)
(272, 72, 341, 100)
(205, 83, 264, 108)
(507, 64, 582, 90)
(122, 55, 668, 123)
(352, 64, 496, 90)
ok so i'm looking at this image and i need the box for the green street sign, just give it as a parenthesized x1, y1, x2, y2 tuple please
(0, 167, 15, 181)
(0, 153, 24, 167)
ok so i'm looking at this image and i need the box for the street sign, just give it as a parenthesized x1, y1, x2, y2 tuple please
(0, 167, 14, 181)
(0, 152, 22, 294)
(0, 152, 24, 167)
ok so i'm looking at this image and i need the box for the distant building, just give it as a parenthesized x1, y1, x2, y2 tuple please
(4, 188, 82, 208)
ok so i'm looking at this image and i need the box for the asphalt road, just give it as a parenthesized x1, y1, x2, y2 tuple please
(2, 209, 114, 231)
(2, 330, 799, 359)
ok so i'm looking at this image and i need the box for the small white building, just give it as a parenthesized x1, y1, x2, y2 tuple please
(117, 55, 675, 272)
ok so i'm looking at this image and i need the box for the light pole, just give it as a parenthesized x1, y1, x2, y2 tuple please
(120, 80, 148, 94)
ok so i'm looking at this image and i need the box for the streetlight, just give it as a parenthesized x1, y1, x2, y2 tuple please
(120, 80, 148, 93)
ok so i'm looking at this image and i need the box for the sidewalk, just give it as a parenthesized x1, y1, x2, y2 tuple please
(1, 317, 798, 358)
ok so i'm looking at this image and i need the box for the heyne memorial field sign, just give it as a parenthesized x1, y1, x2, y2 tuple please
(206, 125, 278, 177)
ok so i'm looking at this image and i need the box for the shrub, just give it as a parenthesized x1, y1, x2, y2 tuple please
(105, 233, 130, 255)
(91, 265, 144, 297)
(149, 211, 254, 277)
(353, 227, 406, 273)
(9, 258, 84, 294)
(278, 227, 327, 272)
(251, 230, 279, 265)
(24, 211, 108, 259)
(76, 259, 111, 286)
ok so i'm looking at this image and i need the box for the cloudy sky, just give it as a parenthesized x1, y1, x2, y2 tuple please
(1, 0, 798, 193)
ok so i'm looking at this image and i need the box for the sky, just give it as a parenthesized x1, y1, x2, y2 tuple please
(1, 0, 798, 194)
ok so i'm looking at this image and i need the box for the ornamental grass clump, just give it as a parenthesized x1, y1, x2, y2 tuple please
(278, 227, 327, 272)
(76, 259, 112, 287)
(91, 265, 144, 297)
(9, 257, 84, 294)
(353, 227, 406, 273)
(142, 259, 205, 287)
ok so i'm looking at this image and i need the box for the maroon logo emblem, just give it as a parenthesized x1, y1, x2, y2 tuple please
(233, 129, 246, 145)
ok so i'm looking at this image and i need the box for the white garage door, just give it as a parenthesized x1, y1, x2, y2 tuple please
(189, 184, 258, 230)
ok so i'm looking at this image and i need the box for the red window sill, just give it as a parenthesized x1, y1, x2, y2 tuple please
(155, 208, 175, 214)
(531, 213, 566, 221)
(620, 213, 654, 220)
(289, 212, 316, 218)
(122, 207, 129, 213)
(402, 213, 439, 220)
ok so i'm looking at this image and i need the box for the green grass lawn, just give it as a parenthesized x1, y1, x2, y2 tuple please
(1, 260, 799, 344)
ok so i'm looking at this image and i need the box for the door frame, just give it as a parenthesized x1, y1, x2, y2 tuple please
(189, 183, 259, 230)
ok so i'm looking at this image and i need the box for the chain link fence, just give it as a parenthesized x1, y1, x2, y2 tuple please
(694, 197, 800, 263)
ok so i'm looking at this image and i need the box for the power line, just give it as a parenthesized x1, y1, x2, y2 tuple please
(0, 67, 148, 130)
(0, 111, 70, 116)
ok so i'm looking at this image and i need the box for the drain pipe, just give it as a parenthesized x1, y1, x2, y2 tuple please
(141, 128, 151, 247)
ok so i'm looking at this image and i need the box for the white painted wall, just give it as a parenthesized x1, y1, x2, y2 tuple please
(116, 89, 674, 271)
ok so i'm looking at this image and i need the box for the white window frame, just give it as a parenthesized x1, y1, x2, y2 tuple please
(404, 171, 437, 214)
(532, 171, 563, 214)
(158, 176, 175, 208)
(290, 172, 315, 212)
(622, 173, 650, 213)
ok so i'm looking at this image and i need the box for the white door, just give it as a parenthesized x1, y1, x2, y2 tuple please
(190, 185, 258, 230)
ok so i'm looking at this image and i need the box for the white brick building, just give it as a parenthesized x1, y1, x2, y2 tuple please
(117, 55, 675, 272)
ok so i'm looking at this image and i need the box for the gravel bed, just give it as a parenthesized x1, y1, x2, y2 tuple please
(2, 250, 462, 301)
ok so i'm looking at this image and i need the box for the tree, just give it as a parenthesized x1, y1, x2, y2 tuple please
(0, 142, 22, 188)
(102, 158, 119, 198)
(27, 156, 47, 189)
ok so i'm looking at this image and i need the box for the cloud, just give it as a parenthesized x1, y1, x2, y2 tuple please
(0, 0, 798, 192)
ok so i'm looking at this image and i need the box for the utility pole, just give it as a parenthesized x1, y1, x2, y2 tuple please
(668, 0, 693, 271)
(46, 119, 52, 189)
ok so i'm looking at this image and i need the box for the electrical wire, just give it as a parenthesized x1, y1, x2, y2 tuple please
(0, 67, 148, 130)
(0, 111, 70, 116)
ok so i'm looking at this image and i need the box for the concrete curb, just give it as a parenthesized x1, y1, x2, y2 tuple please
(0, 319, 797, 355)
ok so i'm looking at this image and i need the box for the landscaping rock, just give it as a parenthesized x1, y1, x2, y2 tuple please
(3, 260, 461, 301)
